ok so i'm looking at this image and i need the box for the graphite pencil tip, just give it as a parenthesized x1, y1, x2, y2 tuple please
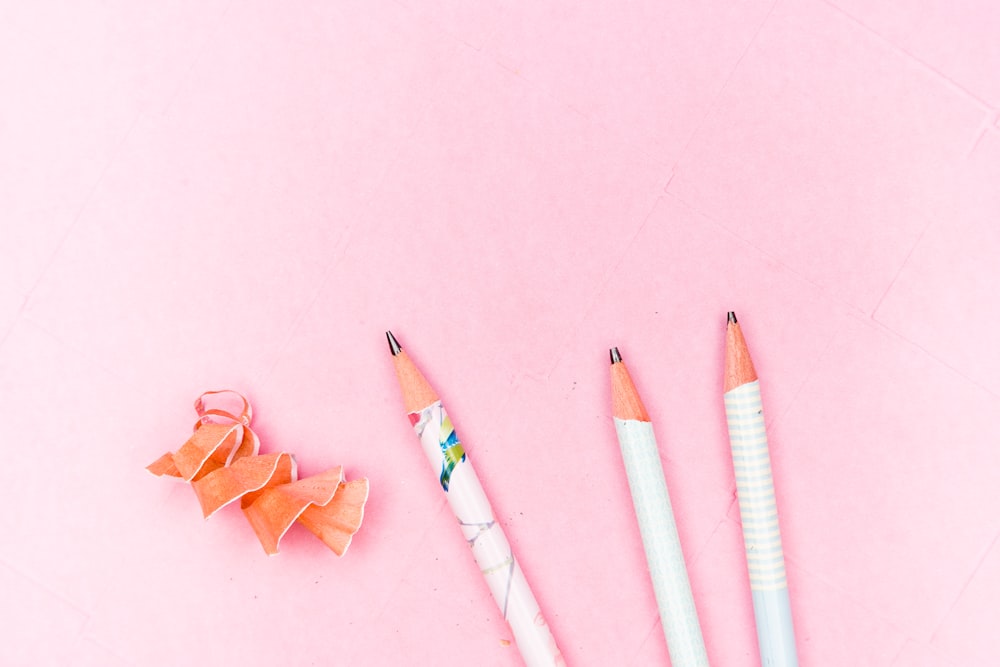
(610, 347, 622, 364)
(386, 330, 402, 356)
(727, 311, 738, 325)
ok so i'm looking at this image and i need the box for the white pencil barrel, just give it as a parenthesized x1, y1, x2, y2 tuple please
(614, 418, 709, 667)
(724, 380, 798, 667)
(413, 401, 563, 667)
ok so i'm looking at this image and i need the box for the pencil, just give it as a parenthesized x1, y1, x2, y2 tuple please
(387, 331, 565, 667)
(610, 347, 710, 667)
(724, 312, 798, 667)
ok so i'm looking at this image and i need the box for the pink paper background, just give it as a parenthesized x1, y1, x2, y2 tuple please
(2, 1, 998, 665)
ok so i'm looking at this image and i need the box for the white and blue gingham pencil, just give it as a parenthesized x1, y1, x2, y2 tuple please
(724, 312, 798, 667)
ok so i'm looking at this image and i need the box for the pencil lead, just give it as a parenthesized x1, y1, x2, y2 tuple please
(610, 347, 622, 364)
(727, 311, 738, 325)
(386, 331, 402, 356)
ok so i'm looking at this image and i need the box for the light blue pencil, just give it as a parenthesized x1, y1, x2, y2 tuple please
(724, 312, 798, 667)
(611, 347, 709, 667)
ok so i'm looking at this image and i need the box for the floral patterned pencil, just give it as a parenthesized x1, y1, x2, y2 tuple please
(387, 331, 565, 667)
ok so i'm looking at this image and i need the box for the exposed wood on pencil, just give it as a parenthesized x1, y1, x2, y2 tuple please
(388, 335, 440, 413)
(610, 349, 650, 422)
(724, 313, 758, 393)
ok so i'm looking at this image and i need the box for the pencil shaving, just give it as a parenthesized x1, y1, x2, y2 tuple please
(148, 390, 368, 556)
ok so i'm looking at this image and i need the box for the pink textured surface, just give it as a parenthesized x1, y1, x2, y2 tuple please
(1, 1, 998, 664)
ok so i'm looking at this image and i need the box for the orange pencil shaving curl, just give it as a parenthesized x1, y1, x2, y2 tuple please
(148, 390, 368, 556)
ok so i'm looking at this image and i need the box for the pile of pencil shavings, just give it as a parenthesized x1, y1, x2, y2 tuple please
(147, 390, 368, 556)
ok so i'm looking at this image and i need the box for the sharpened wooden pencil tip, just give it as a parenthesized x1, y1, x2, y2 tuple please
(727, 311, 737, 325)
(610, 358, 650, 422)
(386, 330, 402, 356)
(391, 346, 440, 413)
(610, 347, 622, 364)
(724, 318, 758, 392)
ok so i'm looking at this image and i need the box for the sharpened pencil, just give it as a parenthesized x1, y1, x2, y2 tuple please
(611, 348, 709, 667)
(387, 332, 564, 667)
(724, 313, 799, 667)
